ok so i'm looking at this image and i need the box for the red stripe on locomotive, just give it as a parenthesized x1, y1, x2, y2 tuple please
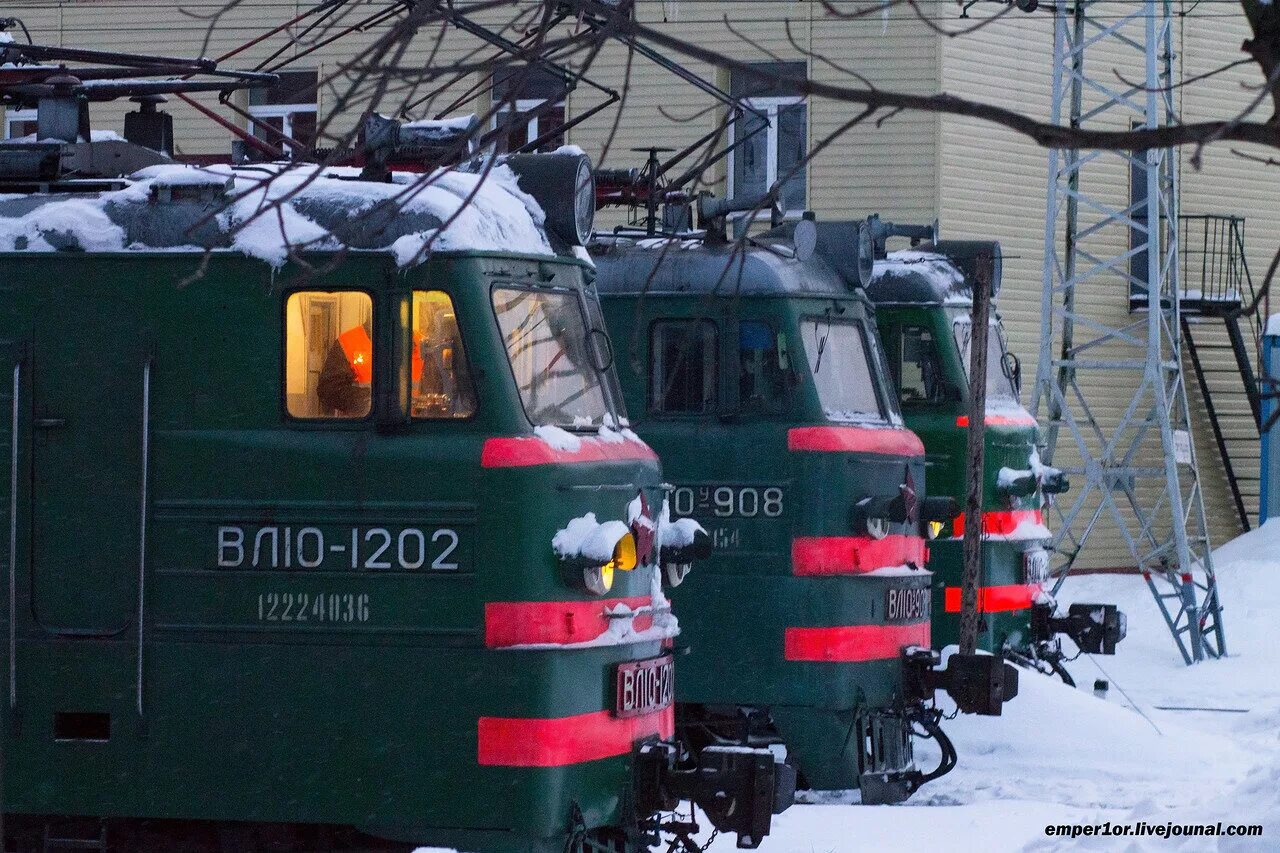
(783, 622, 931, 662)
(791, 535, 928, 575)
(477, 706, 674, 767)
(787, 426, 925, 456)
(480, 436, 659, 468)
(943, 584, 1041, 613)
(951, 508, 1044, 538)
(485, 597, 654, 647)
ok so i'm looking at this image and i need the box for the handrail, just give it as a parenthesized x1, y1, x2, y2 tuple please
(136, 358, 151, 719)
(8, 361, 17, 712)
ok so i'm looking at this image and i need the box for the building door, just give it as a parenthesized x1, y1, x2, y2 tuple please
(30, 284, 145, 635)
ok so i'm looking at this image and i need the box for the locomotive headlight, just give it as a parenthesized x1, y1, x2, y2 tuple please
(609, 532, 638, 572)
(554, 516, 635, 595)
(500, 151, 596, 246)
(920, 496, 959, 540)
(584, 562, 615, 596)
(851, 496, 893, 540)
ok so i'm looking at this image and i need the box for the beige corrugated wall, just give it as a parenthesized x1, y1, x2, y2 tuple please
(940, 6, 1273, 569)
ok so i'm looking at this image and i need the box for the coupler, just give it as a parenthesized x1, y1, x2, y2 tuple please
(903, 646, 1020, 716)
(636, 741, 796, 849)
(1030, 602, 1127, 656)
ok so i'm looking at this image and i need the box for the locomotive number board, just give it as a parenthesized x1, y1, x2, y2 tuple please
(1023, 548, 1050, 585)
(885, 586, 930, 622)
(216, 524, 466, 572)
(615, 654, 674, 718)
(670, 485, 786, 519)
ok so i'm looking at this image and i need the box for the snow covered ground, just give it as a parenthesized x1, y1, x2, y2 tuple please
(698, 522, 1280, 852)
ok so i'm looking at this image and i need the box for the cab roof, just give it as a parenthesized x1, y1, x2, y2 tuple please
(865, 248, 973, 307)
(0, 161, 559, 268)
(589, 233, 854, 299)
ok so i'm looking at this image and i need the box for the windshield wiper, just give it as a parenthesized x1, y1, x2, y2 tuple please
(811, 317, 829, 374)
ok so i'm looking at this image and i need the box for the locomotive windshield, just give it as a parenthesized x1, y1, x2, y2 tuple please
(411, 290, 477, 418)
(896, 325, 961, 405)
(800, 317, 884, 421)
(739, 321, 789, 413)
(952, 318, 1017, 401)
(493, 286, 613, 427)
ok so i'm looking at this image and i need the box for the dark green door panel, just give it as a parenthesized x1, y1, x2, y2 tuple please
(31, 280, 144, 636)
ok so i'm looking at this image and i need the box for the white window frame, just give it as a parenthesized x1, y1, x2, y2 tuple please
(248, 102, 317, 144)
(4, 108, 37, 140)
(726, 95, 807, 216)
(492, 97, 566, 151)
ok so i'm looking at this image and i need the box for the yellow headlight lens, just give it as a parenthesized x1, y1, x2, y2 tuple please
(584, 562, 614, 595)
(608, 532, 638, 571)
(927, 520, 945, 540)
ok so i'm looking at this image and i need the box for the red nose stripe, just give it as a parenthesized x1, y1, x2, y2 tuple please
(478, 706, 674, 766)
(943, 584, 1041, 613)
(788, 426, 925, 456)
(784, 622, 931, 662)
(481, 436, 658, 468)
(792, 535, 928, 575)
(485, 597, 654, 648)
(951, 509, 1044, 538)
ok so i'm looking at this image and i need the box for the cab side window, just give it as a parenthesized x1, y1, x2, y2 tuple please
(739, 321, 788, 413)
(285, 291, 374, 419)
(650, 320, 718, 414)
(411, 290, 476, 419)
(897, 325, 956, 406)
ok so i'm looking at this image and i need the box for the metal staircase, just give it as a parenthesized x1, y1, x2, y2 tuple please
(1178, 214, 1265, 532)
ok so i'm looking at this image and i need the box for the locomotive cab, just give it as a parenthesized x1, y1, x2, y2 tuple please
(867, 239, 1126, 681)
(592, 215, 982, 805)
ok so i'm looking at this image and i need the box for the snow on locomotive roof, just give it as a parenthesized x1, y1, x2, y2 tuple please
(0, 160, 555, 267)
(590, 234, 852, 297)
(4, 129, 125, 144)
(866, 249, 973, 306)
(399, 113, 477, 133)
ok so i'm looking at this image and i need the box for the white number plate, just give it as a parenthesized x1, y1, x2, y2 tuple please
(1024, 548, 1050, 585)
(885, 587, 930, 622)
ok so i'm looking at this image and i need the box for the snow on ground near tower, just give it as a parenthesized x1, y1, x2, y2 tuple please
(696, 521, 1280, 852)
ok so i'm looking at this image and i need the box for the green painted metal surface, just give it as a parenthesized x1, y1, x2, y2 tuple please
(0, 249, 669, 851)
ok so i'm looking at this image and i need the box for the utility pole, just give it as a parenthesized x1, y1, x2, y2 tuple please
(959, 253, 993, 655)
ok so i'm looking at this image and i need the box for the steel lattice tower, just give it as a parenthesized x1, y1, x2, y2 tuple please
(1032, 0, 1226, 663)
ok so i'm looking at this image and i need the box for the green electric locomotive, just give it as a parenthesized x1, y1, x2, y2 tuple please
(591, 201, 1017, 805)
(0, 70, 790, 852)
(865, 234, 1126, 680)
